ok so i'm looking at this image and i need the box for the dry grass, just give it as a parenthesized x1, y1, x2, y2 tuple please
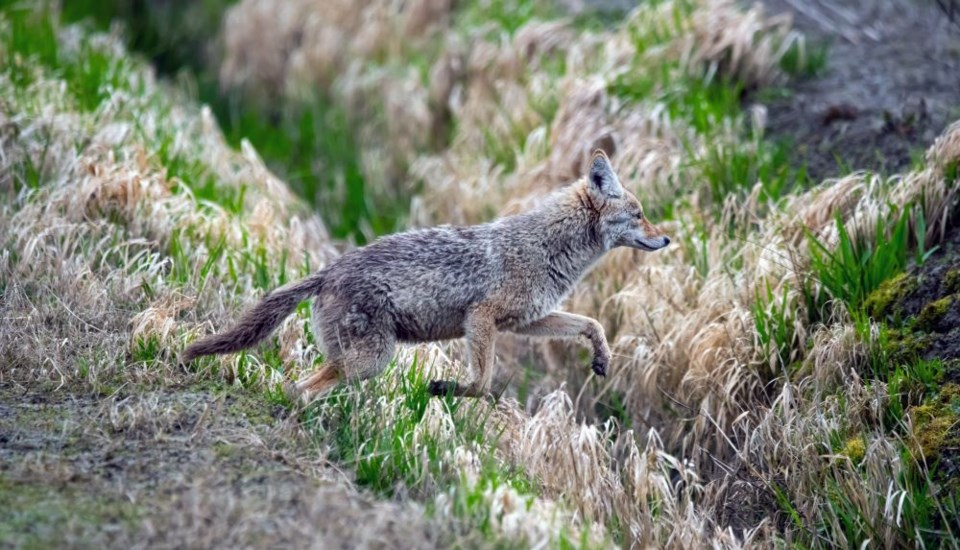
(0, 8, 445, 547)
(216, 0, 960, 543)
(6, 0, 960, 548)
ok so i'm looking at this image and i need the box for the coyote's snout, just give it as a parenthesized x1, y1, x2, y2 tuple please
(182, 150, 670, 399)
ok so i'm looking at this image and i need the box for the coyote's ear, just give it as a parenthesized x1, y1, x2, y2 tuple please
(588, 150, 623, 198)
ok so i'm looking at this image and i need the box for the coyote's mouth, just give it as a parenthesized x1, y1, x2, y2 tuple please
(636, 236, 670, 251)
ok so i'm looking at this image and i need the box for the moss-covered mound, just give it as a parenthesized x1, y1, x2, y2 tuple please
(869, 228, 960, 362)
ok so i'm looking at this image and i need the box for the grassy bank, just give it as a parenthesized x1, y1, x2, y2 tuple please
(59, 0, 401, 244)
(3, 1, 960, 547)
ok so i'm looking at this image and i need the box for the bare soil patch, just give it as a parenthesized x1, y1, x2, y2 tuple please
(757, 0, 960, 181)
(0, 380, 446, 549)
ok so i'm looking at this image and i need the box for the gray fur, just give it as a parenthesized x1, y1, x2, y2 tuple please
(181, 151, 670, 399)
(181, 274, 325, 363)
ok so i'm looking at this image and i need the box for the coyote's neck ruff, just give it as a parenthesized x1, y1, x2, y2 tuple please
(183, 150, 670, 399)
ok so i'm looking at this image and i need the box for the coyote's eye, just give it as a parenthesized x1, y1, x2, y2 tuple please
(635, 211, 644, 220)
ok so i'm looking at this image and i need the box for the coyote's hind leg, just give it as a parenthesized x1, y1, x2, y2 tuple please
(291, 331, 396, 403)
(293, 360, 344, 399)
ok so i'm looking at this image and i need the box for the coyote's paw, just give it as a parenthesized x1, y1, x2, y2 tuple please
(591, 356, 608, 377)
(428, 380, 458, 396)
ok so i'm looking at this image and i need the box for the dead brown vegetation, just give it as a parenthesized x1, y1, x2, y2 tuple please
(5, 0, 960, 547)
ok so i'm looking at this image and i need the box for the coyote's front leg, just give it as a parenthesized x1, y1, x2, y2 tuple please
(429, 305, 497, 397)
(508, 311, 611, 376)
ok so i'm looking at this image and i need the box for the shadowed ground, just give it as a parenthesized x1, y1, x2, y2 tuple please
(757, 0, 960, 181)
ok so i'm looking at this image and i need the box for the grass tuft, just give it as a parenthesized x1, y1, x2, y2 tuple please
(807, 206, 917, 313)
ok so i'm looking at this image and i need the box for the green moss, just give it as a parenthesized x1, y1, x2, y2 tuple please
(916, 295, 955, 331)
(944, 359, 960, 384)
(908, 383, 960, 461)
(911, 408, 958, 460)
(945, 269, 960, 294)
(864, 272, 916, 320)
(941, 384, 960, 408)
(881, 327, 932, 366)
(840, 436, 866, 464)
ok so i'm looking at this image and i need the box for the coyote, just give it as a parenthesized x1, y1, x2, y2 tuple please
(182, 150, 670, 399)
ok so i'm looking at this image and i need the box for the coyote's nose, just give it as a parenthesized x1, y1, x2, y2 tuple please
(663, 236, 671, 246)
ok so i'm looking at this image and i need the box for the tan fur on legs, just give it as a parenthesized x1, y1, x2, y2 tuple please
(508, 312, 611, 376)
(429, 305, 497, 397)
(288, 331, 395, 403)
(290, 362, 343, 403)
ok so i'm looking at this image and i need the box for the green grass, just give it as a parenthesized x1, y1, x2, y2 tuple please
(56, 0, 405, 244)
(661, 76, 744, 135)
(4, 4, 140, 112)
(693, 135, 808, 208)
(814, 440, 959, 548)
(611, 66, 743, 138)
(8, 139, 50, 193)
(795, 196, 959, 548)
(130, 334, 164, 366)
(752, 279, 797, 371)
(0, 476, 143, 548)
(807, 207, 914, 314)
(297, 356, 586, 545)
(944, 159, 959, 183)
(894, 453, 960, 547)
(885, 357, 943, 424)
(305, 357, 524, 496)
(611, 60, 809, 213)
(155, 134, 248, 216)
(61, 0, 236, 77)
(607, 0, 821, 216)
(778, 39, 829, 79)
(208, 90, 405, 242)
(11, 2, 960, 548)
(454, 0, 559, 36)
(2, 5, 239, 218)
(676, 217, 711, 279)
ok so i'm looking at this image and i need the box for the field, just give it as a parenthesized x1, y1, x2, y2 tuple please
(3, 0, 960, 547)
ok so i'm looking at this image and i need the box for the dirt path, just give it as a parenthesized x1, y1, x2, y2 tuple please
(0, 381, 446, 549)
(757, 0, 960, 181)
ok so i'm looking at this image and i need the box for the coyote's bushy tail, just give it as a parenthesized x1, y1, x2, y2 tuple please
(181, 272, 325, 363)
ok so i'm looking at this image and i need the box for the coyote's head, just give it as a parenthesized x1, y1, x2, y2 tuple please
(586, 150, 670, 252)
